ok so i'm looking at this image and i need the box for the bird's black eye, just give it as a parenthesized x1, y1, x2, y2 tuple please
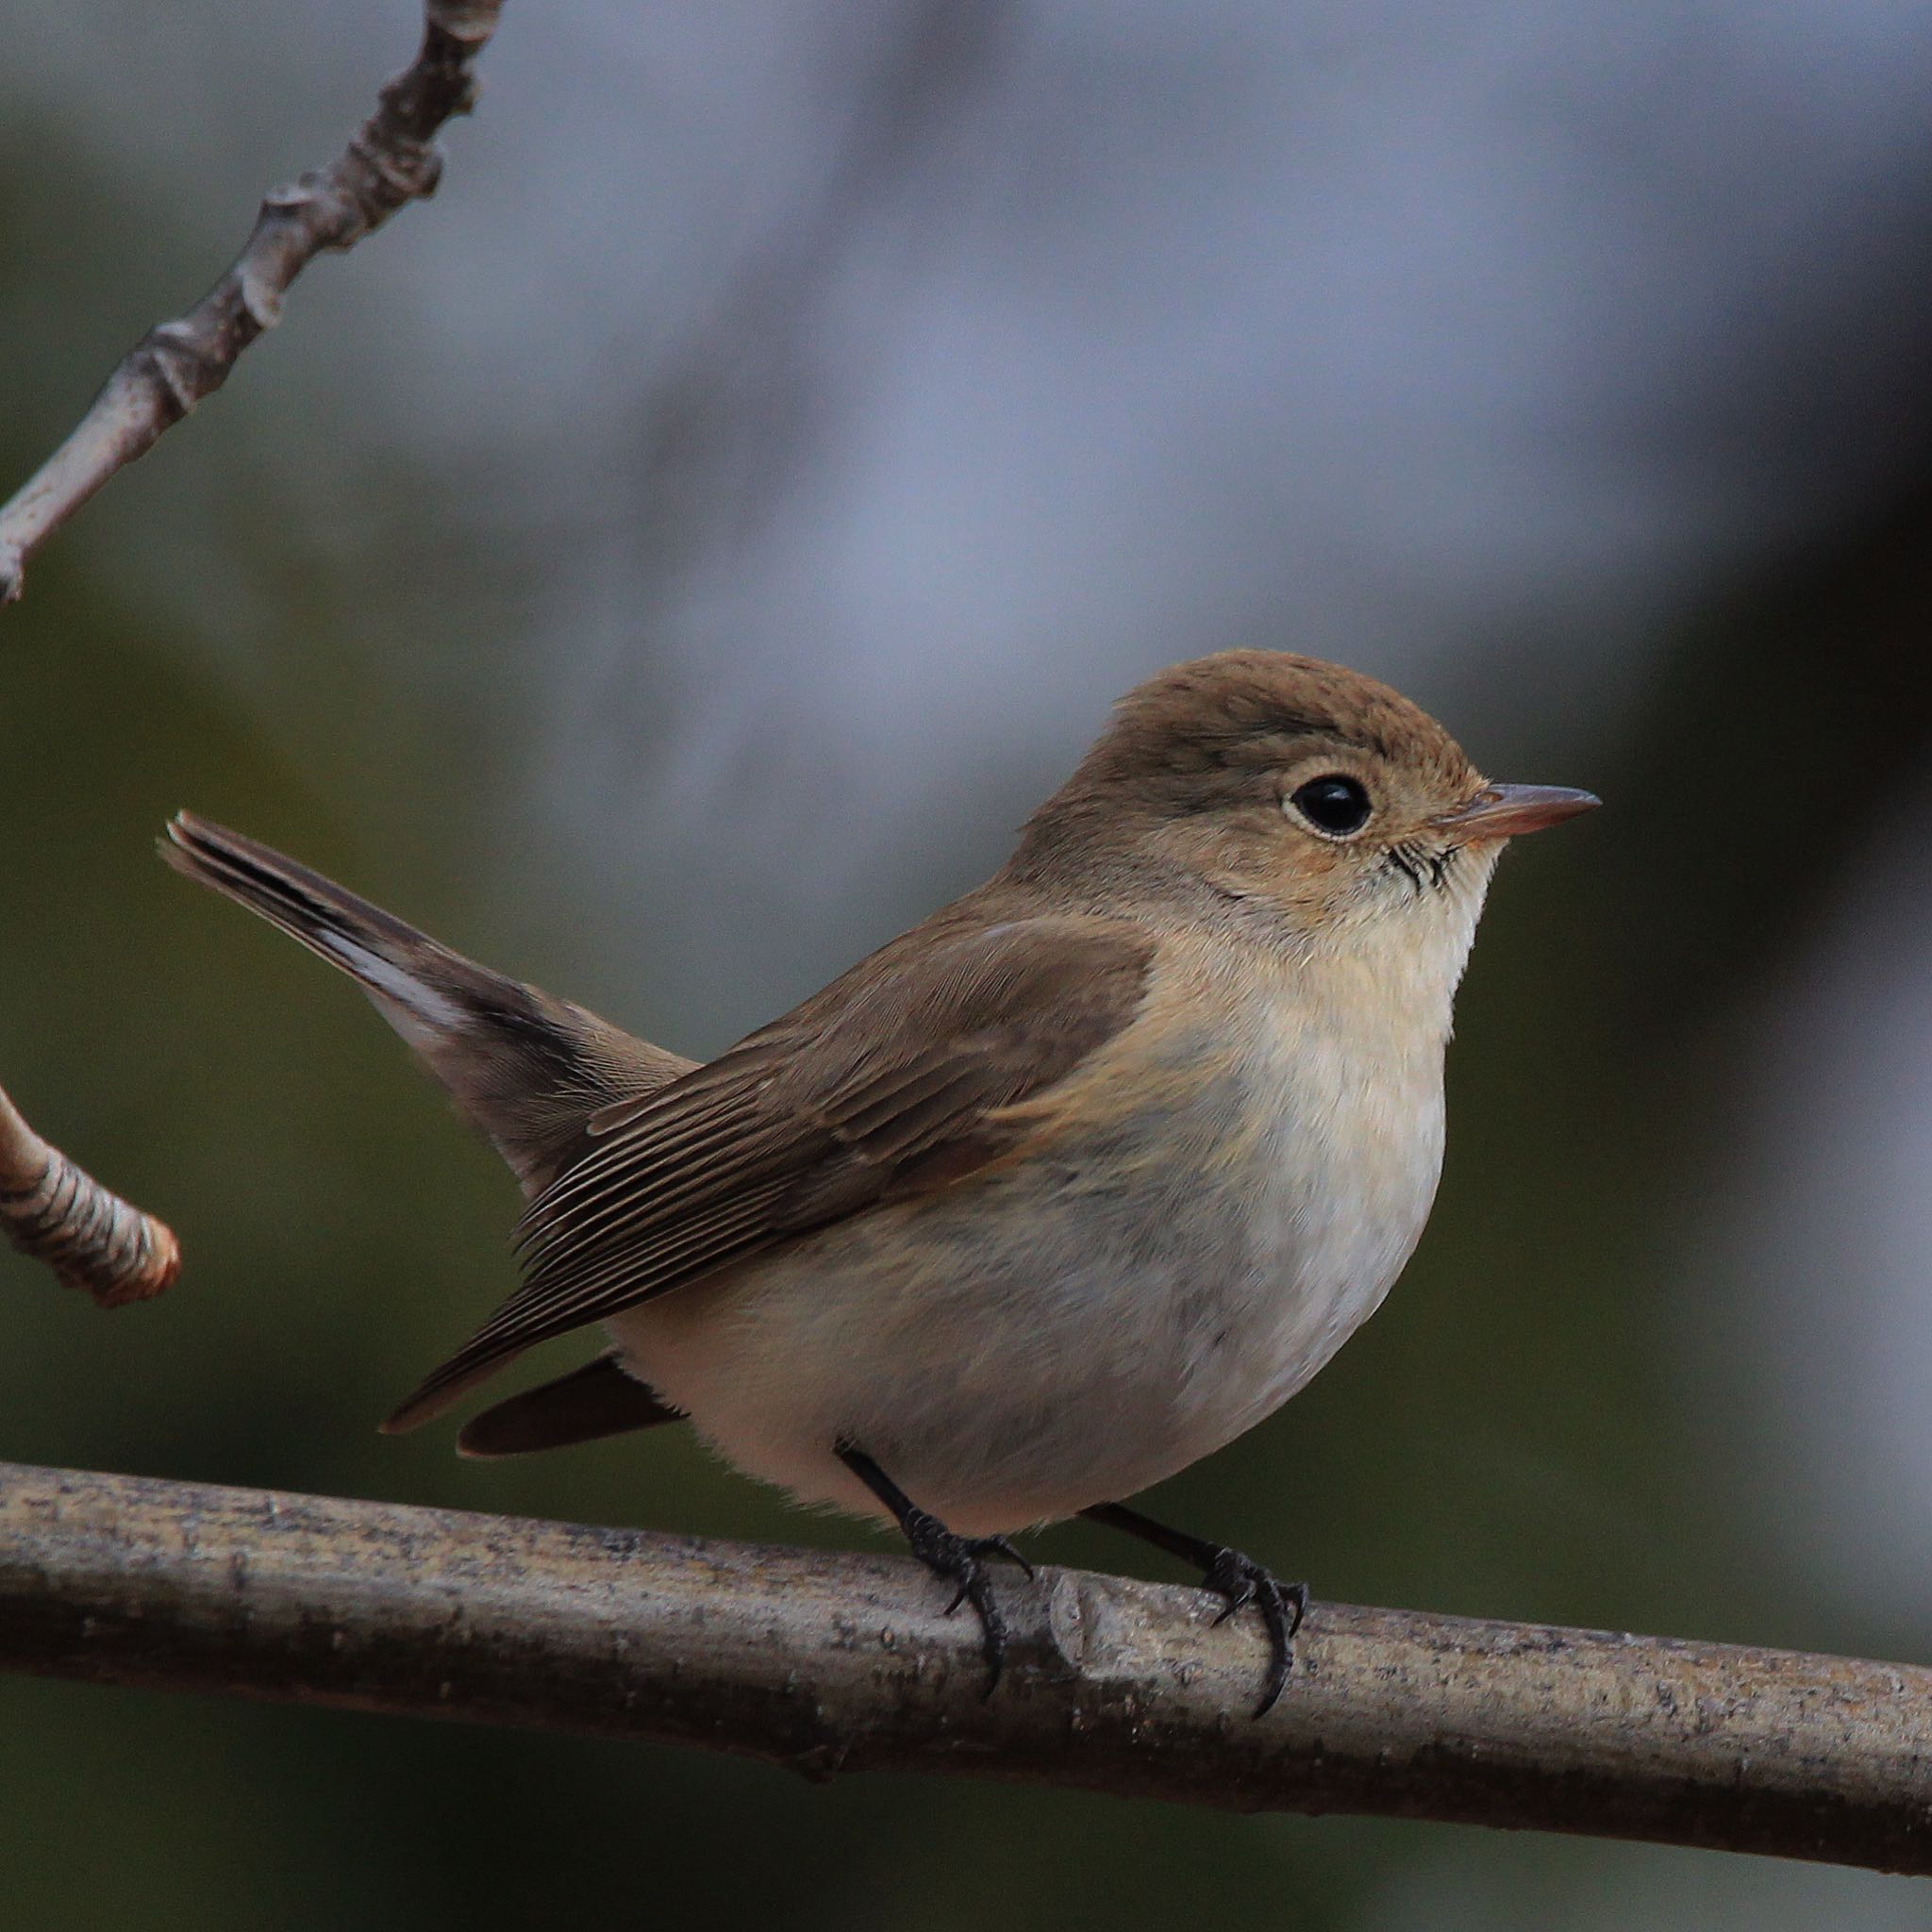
(1289, 774, 1373, 837)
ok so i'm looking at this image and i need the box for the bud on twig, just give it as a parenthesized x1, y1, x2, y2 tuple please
(0, 1080, 179, 1308)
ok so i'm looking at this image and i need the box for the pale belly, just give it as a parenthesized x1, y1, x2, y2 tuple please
(606, 1037, 1447, 1537)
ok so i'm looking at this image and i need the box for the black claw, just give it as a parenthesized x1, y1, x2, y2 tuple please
(834, 1442, 1035, 1698)
(979, 1534, 1035, 1580)
(1200, 1547, 1308, 1718)
(902, 1508, 1021, 1694)
(1079, 1501, 1309, 1719)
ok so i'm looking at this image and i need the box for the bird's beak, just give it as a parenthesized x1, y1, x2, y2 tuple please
(1433, 783, 1600, 841)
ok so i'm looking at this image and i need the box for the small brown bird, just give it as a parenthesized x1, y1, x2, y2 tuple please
(163, 650, 1595, 1712)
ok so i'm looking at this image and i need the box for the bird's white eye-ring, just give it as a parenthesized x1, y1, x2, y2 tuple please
(1286, 774, 1374, 838)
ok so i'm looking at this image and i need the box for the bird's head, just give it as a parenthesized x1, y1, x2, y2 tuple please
(1012, 650, 1597, 961)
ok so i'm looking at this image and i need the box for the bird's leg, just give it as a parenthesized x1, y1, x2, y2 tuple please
(1081, 1500, 1307, 1717)
(835, 1440, 1034, 1695)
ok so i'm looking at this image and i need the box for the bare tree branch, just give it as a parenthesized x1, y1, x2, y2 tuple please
(0, 1088, 177, 1307)
(0, 0, 504, 606)
(2, 1458, 1926, 1870)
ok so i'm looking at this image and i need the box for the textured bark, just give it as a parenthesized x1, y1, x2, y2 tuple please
(0, 0, 504, 604)
(1, 1459, 1926, 1869)
(0, 1083, 178, 1306)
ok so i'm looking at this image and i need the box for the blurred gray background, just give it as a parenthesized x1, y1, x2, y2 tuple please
(4, 2, 1932, 1926)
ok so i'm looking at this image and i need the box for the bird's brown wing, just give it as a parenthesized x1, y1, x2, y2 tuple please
(381, 914, 1154, 1432)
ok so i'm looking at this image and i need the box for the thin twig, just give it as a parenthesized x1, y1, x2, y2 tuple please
(2, 1459, 1926, 1871)
(0, 0, 505, 606)
(0, 1086, 178, 1307)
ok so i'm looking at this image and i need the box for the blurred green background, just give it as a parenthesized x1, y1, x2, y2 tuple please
(5, 4, 1932, 1927)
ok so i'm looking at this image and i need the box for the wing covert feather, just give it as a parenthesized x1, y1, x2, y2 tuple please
(382, 915, 1152, 1431)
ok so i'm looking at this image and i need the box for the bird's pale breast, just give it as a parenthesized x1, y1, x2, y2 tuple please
(608, 945, 1452, 1536)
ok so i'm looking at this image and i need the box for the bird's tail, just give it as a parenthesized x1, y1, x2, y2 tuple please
(161, 812, 692, 1194)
